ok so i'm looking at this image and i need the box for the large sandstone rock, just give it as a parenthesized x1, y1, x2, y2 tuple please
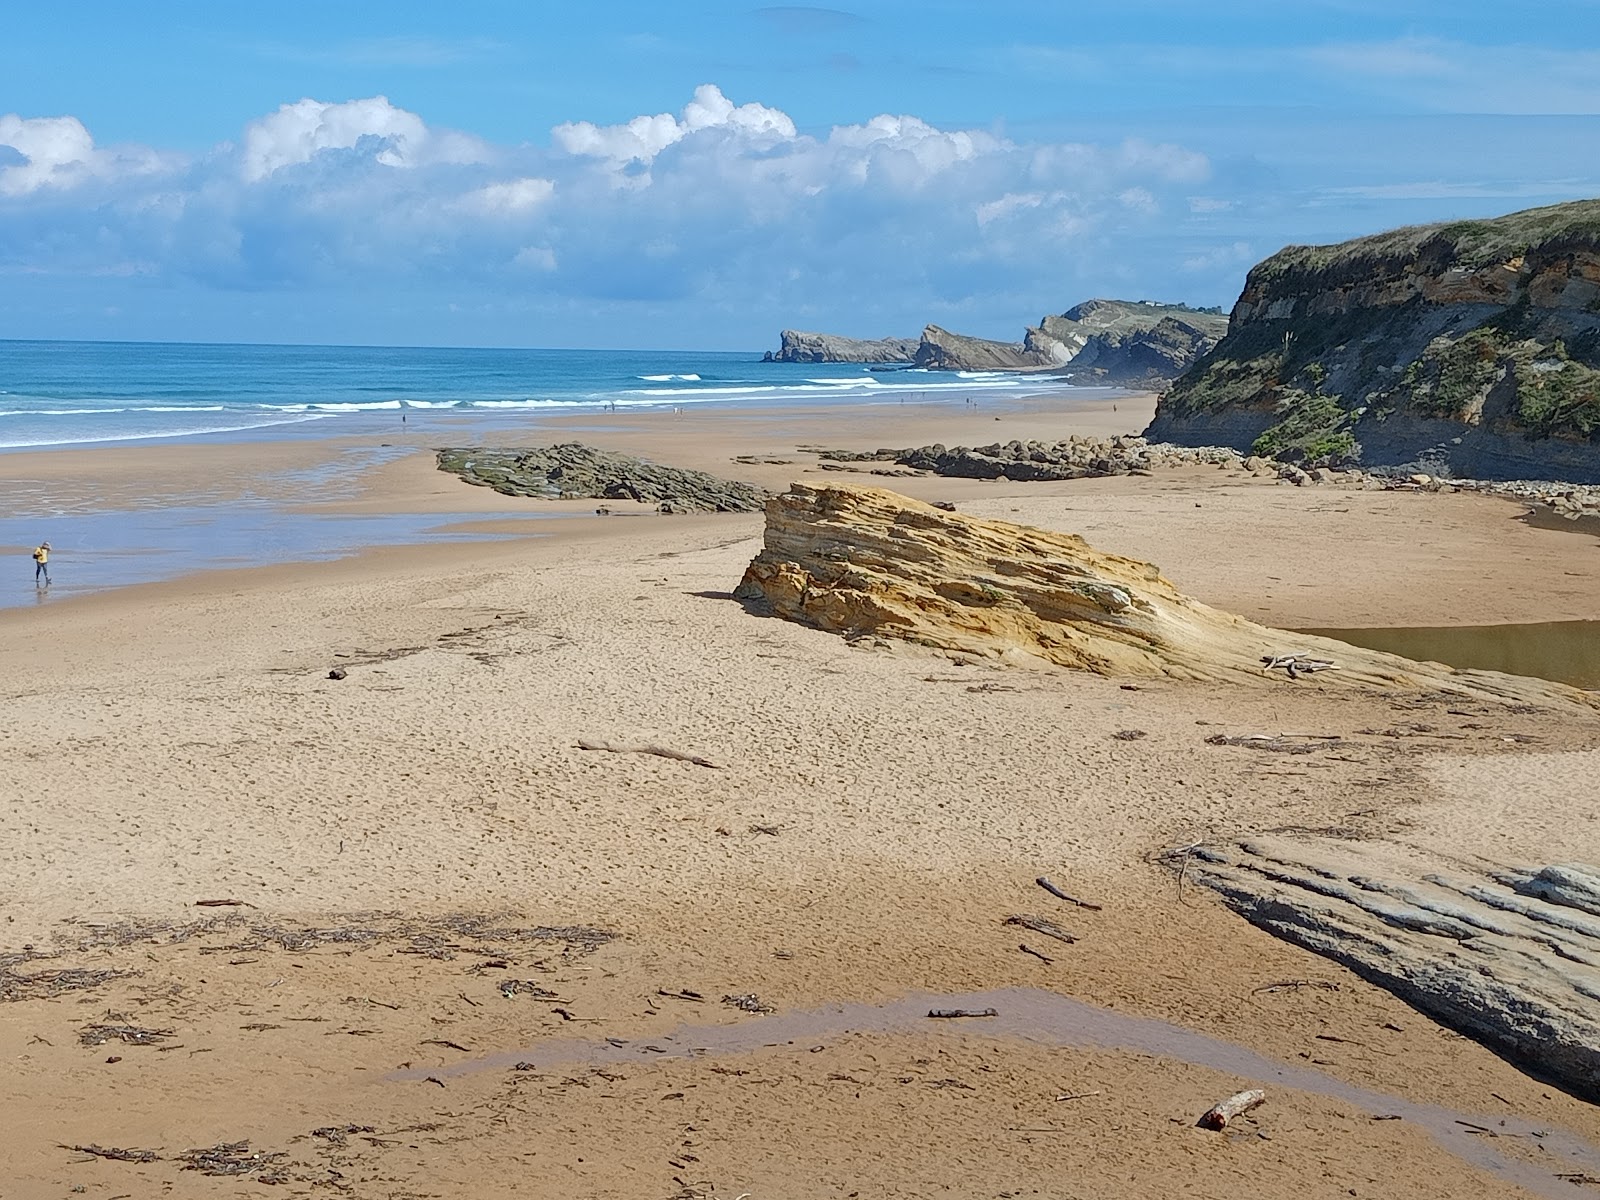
(733, 482, 1598, 707)
(1188, 836, 1600, 1102)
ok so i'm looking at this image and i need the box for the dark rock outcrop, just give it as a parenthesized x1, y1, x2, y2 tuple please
(1148, 200, 1600, 479)
(763, 331, 920, 364)
(437, 443, 768, 512)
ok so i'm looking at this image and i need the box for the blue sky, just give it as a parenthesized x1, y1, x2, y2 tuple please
(3, 1, 1599, 349)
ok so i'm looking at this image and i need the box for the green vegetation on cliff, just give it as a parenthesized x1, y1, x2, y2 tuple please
(1154, 199, 1600, 470)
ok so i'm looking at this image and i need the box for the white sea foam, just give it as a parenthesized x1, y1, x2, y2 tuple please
(638, 373, 703, 382)
(0, 412, 326, 450)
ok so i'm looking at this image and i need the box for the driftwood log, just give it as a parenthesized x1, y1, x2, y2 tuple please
(575, 738, 721, 769)
(928, 1008, 997, 1019)
(1036, 876, 1103, 910)
(1198, 1088, 1266, 1130)
(1004, 914, 1078, 944)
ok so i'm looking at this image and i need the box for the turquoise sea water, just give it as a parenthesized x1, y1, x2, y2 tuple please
(1, 339, 1108, 609)
(0, 340, 1064, 450)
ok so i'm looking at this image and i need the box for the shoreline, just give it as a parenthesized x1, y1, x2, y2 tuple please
(4, 383, 1600, 1197)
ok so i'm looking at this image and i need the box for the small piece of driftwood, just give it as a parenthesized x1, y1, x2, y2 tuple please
(575, 738, 721, 769)
(928, 1008, 997, 1019)
(195, 898, 253, 907)
(1019, 943, 1054, 964)
(1035, 877, 1103, 911)
(1004, 914, 1077, 945)
(1260, 654, 1338, 681)
(1198, 1088, 1266, 1130)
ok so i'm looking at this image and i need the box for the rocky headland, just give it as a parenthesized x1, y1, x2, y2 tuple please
(1147, 199, 1600, 481)
(761, 331, 920, 364)
(437, 443, 768, 512)
(765, 299, 1226, 384)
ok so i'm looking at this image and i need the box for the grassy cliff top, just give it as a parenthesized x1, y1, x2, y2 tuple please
(1252, 198, 1600, 290)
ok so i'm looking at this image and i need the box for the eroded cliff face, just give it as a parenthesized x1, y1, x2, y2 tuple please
(733, 482, 1597, 708)
(763, 331, 921, 364)
(1149, 200, 1600, 480)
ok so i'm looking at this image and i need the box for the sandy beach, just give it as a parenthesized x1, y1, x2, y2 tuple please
(4, 388, 1600, 1199)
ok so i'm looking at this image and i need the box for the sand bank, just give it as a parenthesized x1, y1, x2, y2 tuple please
(3, 388, 1599, 1197)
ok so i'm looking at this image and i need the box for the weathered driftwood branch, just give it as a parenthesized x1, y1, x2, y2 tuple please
(575, 738, 721, 769)
(1260, 654, 1338, 681)
(1036, 876, 1103, 910)
(1198, 1088, 1266, 1130)
(1004, 914, 1078, 944)
(928, 1008, 997, 1019)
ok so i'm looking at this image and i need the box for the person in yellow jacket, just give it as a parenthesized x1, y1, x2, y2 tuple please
(32, 541, 50, 586)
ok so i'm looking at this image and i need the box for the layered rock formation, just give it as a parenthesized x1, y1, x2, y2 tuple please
(1025, 300, 1228, 385)
(761, 300, 1224, 382)
(733, 482, 1597, 707)
(1148, 200, 1600, 480)
(762, 331, 920, 364)
(910, 324, 1042, 371)
(1188, 836, 1600, 1102)
(437, 443, 767, 512)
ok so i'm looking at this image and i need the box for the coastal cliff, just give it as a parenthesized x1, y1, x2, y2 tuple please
(762, 331, 920, 364)
(1147, 200, 1600, 480)
(764, 299, 1224, 382)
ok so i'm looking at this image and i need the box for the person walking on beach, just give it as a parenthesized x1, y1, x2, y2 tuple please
(32, 541, 51, 586)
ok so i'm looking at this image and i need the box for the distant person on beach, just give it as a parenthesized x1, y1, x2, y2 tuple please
(32, 541, 50, 586)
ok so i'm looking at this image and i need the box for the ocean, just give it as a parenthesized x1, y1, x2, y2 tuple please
(0, 339, 1102, 608)
(0, 339, 1064, 450)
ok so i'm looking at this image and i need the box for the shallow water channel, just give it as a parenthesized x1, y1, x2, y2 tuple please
(1302, 621, 1600, 690)
(393, 988, 1600, 1197)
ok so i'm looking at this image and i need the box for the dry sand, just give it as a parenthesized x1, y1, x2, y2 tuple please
(3, 389, 1599, 1198)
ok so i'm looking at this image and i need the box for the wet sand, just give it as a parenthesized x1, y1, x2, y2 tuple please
(3, 388, 1599, 1198)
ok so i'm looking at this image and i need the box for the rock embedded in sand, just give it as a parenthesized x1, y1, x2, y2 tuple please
(1188, 837, 1600, 1103)
(734, 482, 1598, 708)
(436, 443, 768, 513)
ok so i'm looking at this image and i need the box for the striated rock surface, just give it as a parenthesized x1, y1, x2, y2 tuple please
(763, 330, 920, 364)
(437, 443, 768, 512)
(1148, 200, 1600, 480)
(1187, 836, 1600, 1102)
(733, 482, 1598, 707)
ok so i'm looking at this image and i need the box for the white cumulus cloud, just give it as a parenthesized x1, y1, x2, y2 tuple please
(0, 113, 169, 196)
(239, 96, 486, 181)
(553, 83, 796, 168)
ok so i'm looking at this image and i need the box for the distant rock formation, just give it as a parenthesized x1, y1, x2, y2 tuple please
(1026, 300, 1229, 385)
(763, 331, 920, 364)
(1189, 836, 1600, 1102)
(437, 443, 768, 512)
(911, 324, 1042, 371)
(1148, 199, 1600, 480)
(733, 481, 1598, 707)
(762, 300, 1225, 382)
